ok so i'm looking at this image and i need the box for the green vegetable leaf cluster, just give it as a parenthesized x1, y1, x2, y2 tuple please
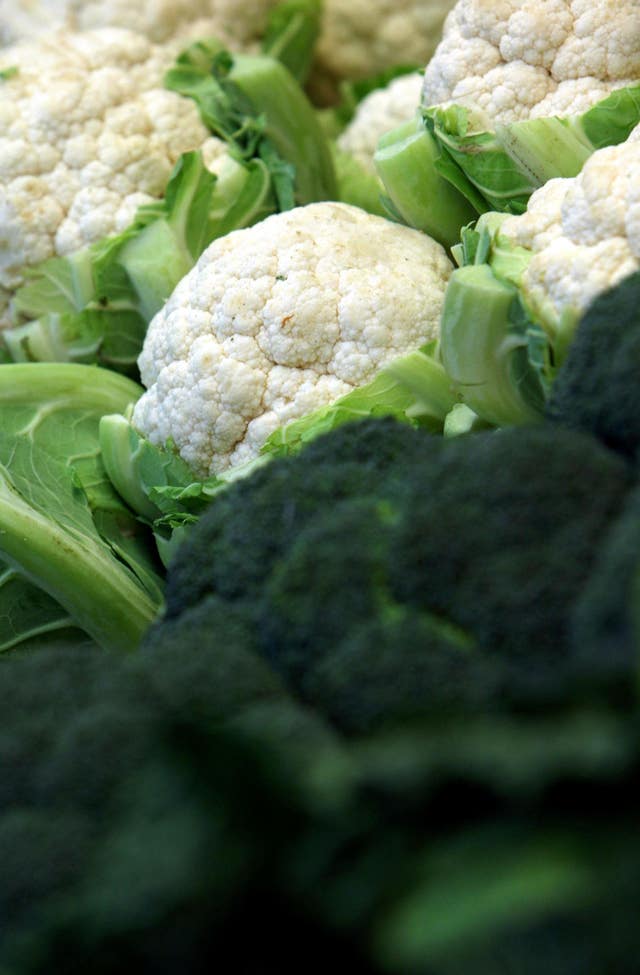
(0, 364, 163, 653)
(375, 85, 640, 248)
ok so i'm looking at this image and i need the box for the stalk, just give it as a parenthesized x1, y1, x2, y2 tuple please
(440, 265, 544, 426)
(374, 117, 477, 249)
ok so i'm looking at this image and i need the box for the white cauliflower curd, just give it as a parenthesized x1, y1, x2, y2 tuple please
(133, 202, 453, 475)
(423, 0, 640, 122)
(0, 28, 227, 325)
(312, 0, 456, 96)
(498, 123, 640, 331)
(337, 72, 423, 174)
(0, 0, 278, 47)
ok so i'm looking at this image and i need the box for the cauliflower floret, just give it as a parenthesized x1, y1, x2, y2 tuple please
(0, 28, 226, 321)
(337, 72, 423, 174)
(499, 131, 640, 329)
(312, 0, 456, 96)
(423, 0, 640, 123)
(133, 202, 453, 475)
(0, 0, 279, 47)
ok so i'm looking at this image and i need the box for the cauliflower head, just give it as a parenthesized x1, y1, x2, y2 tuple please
(0, 28, 227, 324)
(313, 0, 456, 92)
(423, 0, 640, 122)
(499, 123, 640, 331)
(133, 202, 453, 475)
(0, 0, 279, 47)
(337, 71, 423, 174)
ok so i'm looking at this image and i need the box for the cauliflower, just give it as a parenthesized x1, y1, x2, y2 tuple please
(437, 123, 640, 428)
(498, 122, 640, 331)
(311, 0, 456, 98)
(133, 201, 453, 475)
(0, 28, 228, 323)
(423, 0, 640, 122)
(337, 71, 423, 174)
(374, 1, 640, 251)
(0, 0, 278, 47)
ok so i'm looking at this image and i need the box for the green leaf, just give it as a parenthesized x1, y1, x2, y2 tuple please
(258, 138, 296, 211)
(578, 82, 640, 149)
(12, 250, 95, 320)
(261, 0, 322, 84)
(0, 364, 163, 652)
(165, 41, 265, 155)
(166, 43, 337, 204)
(99, 412, 204, 523)
(439, 264, 545, 426)
(422, 85, 640, 218)
(0, 560, 77, 653)
(426, 104, 541, 213)
(262, 345, 455, 458)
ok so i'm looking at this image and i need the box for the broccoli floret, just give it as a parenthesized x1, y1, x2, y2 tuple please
(137, 595, 286, 720)
(164, 417, 632, 730)
(546, 272, 640, 459)
(303, 612, 500, 733)
(138, 593, 338, 753)
(569, 484, 640, 704)
(0, 630, 349, 973)
(2, 637, 640, 973)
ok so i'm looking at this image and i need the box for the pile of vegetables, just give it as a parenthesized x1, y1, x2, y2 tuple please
(1, 1, 639, 970)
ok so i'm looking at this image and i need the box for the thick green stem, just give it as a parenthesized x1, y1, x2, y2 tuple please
(230, 53, 338, 203)
(0, 479, 160, 652)
(374, 117, 477, 249)
(440, 265, 544, 426)
(382, 347, 459, 427)
(0, 365, 160, 652)
(495, 117, 592, 184)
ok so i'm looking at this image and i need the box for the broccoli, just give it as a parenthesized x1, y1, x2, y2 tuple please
(161, 415, 632, 731)
(3, 416, 640, 974)
(0, 629, 349, 974)
(2, 635, 640, 974)
(569, 484, 640, 702)
(546, 271, 640, 460)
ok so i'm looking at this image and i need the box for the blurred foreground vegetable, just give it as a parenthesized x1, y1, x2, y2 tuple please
(2, 408, 640, 971)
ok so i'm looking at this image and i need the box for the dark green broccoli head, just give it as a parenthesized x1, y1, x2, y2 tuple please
(546, 271, 640, 459)
(3, 411, 640, 974)
(0, 636, 354, 974)
(570, 484, 640, 701)
(163, 417, 632, 730)
(2, 635, 640, 974)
